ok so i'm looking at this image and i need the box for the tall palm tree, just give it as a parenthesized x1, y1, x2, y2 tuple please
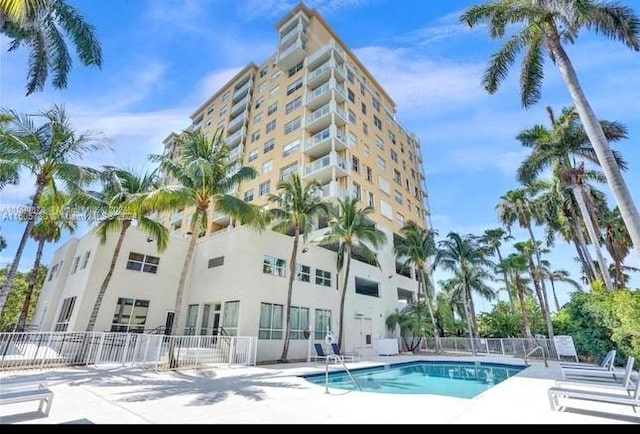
(461, 0, 640, 257)
(16, 184, 74, 329)
(539, 259, 581, 312)
(394, 220, 441, 352)
(436, 232, 495, 342)
(385, 301, 433, 352)
(147, 129, 265, 336)
(316, 198, 386, 350)
(267, 173, 328, 362)
(2, 0, 102, 95)
(0, 105, 105, 314)
(600, 206, 633, 289)
(481, 228, 515, 313)
(75, 167, 170, 332)
(499, 253, 533, 339)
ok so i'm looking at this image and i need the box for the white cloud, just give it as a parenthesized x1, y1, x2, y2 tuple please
(239, 0, 374, 19)
(195, 67, 244, 103)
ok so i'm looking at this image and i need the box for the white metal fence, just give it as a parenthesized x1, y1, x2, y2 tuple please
(0, 332, 257, 371)
(422, 337, 569, 360)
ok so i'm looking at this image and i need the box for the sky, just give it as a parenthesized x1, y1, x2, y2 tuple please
(1, 0, 639, 313)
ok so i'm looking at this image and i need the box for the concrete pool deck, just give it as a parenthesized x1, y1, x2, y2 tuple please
(1, 355, 638, 424)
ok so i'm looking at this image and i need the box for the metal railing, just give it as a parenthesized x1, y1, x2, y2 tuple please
(0, 332, 257, 371)
(422, 337, 562, 361)
(524, 345, 548, 367)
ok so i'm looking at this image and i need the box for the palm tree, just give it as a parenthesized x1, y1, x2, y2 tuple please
(385, 301, 433, 352)
(393, 220, 441, 352)
(16, 184, 74, 329)
(0, 105, 105, 314)
(267, 173, 328, 362)
(75, 167, 170, 332)
(461, 0, 640, 257)
(147, 129, 265, 336)
(2, 0, 102, 95)
(499, 253, 533, 339)
(544, 264, 581, 312)
(600, 207, 633, 289)
(436, 232, 495, 342)
(481, 228, 515, 313)
(316, 197, 386, 351)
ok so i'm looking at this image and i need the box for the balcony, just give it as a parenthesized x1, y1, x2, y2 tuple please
(212, 209, 231, 226)
(226, 126, 246, 147)
(303, 152, 350, 183)
(280, 22, 305, 46)
(230, 94, 250, 116)
(229, 145, 242, 161)
(170, 210, 183, 223)
(305, 104, 331, 132)
(314, 181, 349, 201)
(232, 79, 253, 103)
(307, 81, 331, 109)
(306, 61, 331, 87)
(227, 110, 247, 133)
(307, 40, 346, 69)
(303, 126, 349, 158)
(334, 83, 346, 103)
(277, 39, 307, 71)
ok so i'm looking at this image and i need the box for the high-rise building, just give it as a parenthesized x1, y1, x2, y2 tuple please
(32, 3, 431, 362)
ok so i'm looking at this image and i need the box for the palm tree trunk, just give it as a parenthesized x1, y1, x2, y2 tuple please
(549, 276, 561, 312)
(337, 246, 351, 351)
(525, 250, 553, 339)
(614, 259, 623, 290)
(0, 182, 44, 313)
(279, 226, 299, 362)
(525, 224, 554, 339)
(515, 273, 533, 339)
(86, 220, 131, 332)
(496, 247, 515, 313)
(172, 229, 198, 336)
(572, 234, 594, 283)
(546, 25, 640, 258)
(419, 265, 441, 353)
(16, 237, 46, 330)
(461, 287, 476, 356)
(571, 184, 614, 290)
(467, 290, 479, 338)
(566, 203, 598, 282)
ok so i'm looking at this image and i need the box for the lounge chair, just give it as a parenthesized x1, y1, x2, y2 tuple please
(312, 343, 338, 363)
(556, 356, 636, 392)
(330, 343, 357, 362)
(548, 368, 640, 412)
(559, 350, 616, 370)
(560, 355, 626, 380)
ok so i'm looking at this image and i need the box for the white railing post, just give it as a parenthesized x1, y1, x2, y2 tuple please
(500, 339, 505, 355)
(94, 333, 106, 365)
(122, 334, 131, 365)
(485, 339, 489, 355)
(307, 327, 313, 363)
(228, 337, 236, 367)
(41, 333, 54, 369)
(142, 334, 152, 367)
(154, 335, 163, 371)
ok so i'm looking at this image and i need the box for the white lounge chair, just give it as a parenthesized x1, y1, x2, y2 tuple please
(556, 356, 636, 392)
(559, 350, 616, 370)
(548, 370, 640, 412)
(560, 355, 630, 380)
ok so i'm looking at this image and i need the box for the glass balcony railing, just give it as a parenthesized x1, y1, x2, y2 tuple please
(306, 104, 330, 124)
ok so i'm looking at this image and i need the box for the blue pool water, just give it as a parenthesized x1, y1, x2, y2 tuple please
(303, 361, 525, 398)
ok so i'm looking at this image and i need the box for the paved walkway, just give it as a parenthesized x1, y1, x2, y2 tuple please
(1, 355, 638, 424)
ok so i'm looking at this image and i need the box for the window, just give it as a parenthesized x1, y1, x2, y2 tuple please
(48, 263, 58, 281)
(255, 97, 265, 109)
(368, 191, 375, 208)
(397, 212, 405, 226)
(362, 122, 368, 135)
(208, 256, 225, 268)
(347, 88, 355, 103)
(259, 181, 271, 196)
(251, 130, 261, 143)
(284, 96, 301, 115)
(361, 102, 367, 115)
(185, 304, 198, 335)
(390, 149, 398, 163)
(348, 109, 356, 123)
(314, 309, 332, 340)
(286, 78, 303, 95)
(295, 264, 310, 282)
(378, 177, 390, 194)
(355, 277, 380, 298)
(263, 254, 286, 277)
(347, 69, 355, 83)
(222, 300, 239, 336)
(288, 61, 303, 77)
(55, 296, 76, 331)
(290, 306, 310, 339)
(279, 163, 298, 180)
(360, 82, 366, 95)
(373, 115, 382, 130)
(244, 189, 254, 202)
(284, 117, 301, 134)
(269, 86, 279, 98)
(258, 82, 266, 93)
(393, 169, 401, 183)
(219, 105, 228, 116)
(376, 155, 386, 170)
(126, 252, 159, 274)
(388, 131, 397, 144)
(247, 149, 258, 162)
(271, 71, 282, 82)
(207, 104, 215, 114)
(315, 269, 331, 287)
(222, 91, 229, 101)
(366, 166, 373, 182)
(253, 112, 263, 124)
(372, 97, 380, 111)
(263, 139, 275, 153)
(81, 251, 91, 269)
(395, 190, 404, 205)
(259, 67, 268, 78)
(262, 159, 273, 174)
(265, 120, 276, 133)
(352, 182, 361, 200)
(267, 102, 278, 116)
(363, 144, 370, 157)
(375, 136, 384, 150)
(380, 199, 393, 219)
(110, 297, 149, 333)
(411, 169, 416, 180)
(347, 132, 356, 148)
(259, 302, 283, 339)
(282, 139, 300, 156)
(71, 256, 80, 274)
(352, 156, 359, 173)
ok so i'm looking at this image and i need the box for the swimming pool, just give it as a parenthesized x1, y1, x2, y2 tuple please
(303, 360, 525, 398)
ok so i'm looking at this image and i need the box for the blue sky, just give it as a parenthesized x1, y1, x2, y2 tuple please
(1, 0, 639, 312)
